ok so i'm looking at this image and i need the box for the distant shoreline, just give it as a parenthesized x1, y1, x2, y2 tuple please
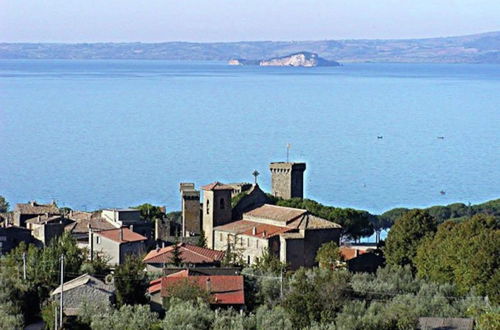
(1, 31, 499, 63)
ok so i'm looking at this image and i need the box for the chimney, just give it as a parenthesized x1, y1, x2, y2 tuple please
(155, 218, 161, 241)
(37, 215, 41, 222)
(30, 201, 36, 206)
(262, 231, 266, 238)
(252, 227, 257, 235)
(119, 228, 124, 241)
(130, 225, 134, 232)
(88, 225, 94, 261)
(206, 278, 211, 293)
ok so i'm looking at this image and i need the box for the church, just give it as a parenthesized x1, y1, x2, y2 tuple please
(180, 162, 342, 270)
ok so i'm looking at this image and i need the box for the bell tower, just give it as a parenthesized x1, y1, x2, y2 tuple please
(202, 182, 233, 249)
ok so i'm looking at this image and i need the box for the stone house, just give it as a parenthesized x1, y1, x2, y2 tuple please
(148, 270, 245, 312)
(101, 208, 153, 241)
(26, 214, 66, 245)
(89, 227, 147, 265)
(143, 243, 225, 272)
(51, 273, 114, 316)
(0, 225, 36, 255)
(14, 201, 60, 227)
(213, 204, 342, 269)
(64, 211, 116, 249)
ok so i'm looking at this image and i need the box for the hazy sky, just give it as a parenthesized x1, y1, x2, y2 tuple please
(1, 0, 499, 42)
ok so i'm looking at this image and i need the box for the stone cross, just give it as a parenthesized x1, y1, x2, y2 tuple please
(252, 170, 260, 184)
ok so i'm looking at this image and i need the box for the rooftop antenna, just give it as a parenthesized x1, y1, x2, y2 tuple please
(252, 170, 260, 185)
(286, 143, 291, 162)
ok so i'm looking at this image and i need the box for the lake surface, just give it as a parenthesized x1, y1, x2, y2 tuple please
(0, 60, 499, 214)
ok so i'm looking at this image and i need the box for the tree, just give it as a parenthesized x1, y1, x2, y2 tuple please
(0, 195, 9, 212)
(196, 231, 207, 248)
(162, 298, 214, 330)
(315, 241, 342, 269)
(252, 250, 287, 274)
(114, 255, 148, 306)
(82, 303, 159, 330)
(255, 305, 293, 330)
(171, 242, 183, 267)
(133, 203, 165, 222)
(162, 278, 213, 310)
(414, 214, 499, 303)
(384, 209, 437, 269)
(283, 268, 351, 328)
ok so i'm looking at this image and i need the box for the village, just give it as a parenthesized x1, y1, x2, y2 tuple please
(0, 161, 497, 329)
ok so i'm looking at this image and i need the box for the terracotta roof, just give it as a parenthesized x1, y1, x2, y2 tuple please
(96, 228, 147, 243)
(201, 182, 234, 191)
(244, 204, 306, 223)
(65, 211, 116, 234)
(144, 243, 225, 264)
(26, 215, 64, 225)
(288, 214, 342, 230)
(15, 201, 60, 215)
(150, 273, 245, 305)
(340, 247, 368, 261)
(215, 220, 293, 239)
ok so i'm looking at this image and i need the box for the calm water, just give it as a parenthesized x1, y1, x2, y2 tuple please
(0, 60, 499, 214)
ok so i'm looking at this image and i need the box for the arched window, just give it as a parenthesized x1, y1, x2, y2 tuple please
(220, 198, 225, 209)
(206, 200, 210, 214)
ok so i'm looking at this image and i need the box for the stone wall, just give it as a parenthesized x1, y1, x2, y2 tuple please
(269, 162, 306, 199)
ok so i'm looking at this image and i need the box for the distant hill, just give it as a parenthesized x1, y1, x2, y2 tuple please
(229, 52, 340, 67)
(1, 31, 499, 63)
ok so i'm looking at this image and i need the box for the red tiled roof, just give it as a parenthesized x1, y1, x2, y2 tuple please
(214, 220, 293, 239)
(244, 204, 306, 223)
(340, 247, 367, 261)
(97, 228, 147, 243)
(143, 243, 225, 264)
(149, 274, 245, 305)
(15, 202, 60, 215)
(201, 182, 233, 191)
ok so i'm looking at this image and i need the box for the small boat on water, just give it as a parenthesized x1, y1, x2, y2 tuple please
(440, 190, 446, 195)
(377, 136, 383, 139)
(437, 136, 445, 139)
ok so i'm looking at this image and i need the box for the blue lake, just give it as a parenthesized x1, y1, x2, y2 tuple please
(0, 60, 499, 215)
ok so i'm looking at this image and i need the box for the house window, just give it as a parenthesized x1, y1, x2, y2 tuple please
(96, 236, 101, 244)
(247, 238, 250, 247)
(220, 198, 225, 209)
(206, 200, 210, 215)
(220, 233, 223, 242)
(247, 255, 251, 264)
(256, 239, 259, 248)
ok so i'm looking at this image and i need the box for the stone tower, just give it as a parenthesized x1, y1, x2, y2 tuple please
(269, 162, 306, 199)
(202, 182, 233, 249)
(180, 183, 201, 236)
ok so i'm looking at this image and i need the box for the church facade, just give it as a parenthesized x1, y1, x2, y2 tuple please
(195, 162, 342, 269)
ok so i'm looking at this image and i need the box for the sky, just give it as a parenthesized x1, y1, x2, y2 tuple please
(1, 0, 499, 43)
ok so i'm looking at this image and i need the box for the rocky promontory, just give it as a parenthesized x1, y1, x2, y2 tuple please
(228, 52, 340, 67)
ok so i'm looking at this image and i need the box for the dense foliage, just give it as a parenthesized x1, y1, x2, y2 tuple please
(0, 195, 9, 212)
(114, 255, 149, 306)
(415, 214, 499, 303)
(133, 203, 165, 222)
(383, 209, 437, 269)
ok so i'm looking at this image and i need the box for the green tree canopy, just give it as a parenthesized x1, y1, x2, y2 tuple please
(133, 203, 165, 222)
(414, 214, 500, 303)
(0, 195, 9, 212)
(113, 255, 148, 306)
(384, 209, 437, 269)
(315, 241, 342, 269)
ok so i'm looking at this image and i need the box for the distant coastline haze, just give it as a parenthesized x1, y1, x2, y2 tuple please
(1, 0, 500, 43)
